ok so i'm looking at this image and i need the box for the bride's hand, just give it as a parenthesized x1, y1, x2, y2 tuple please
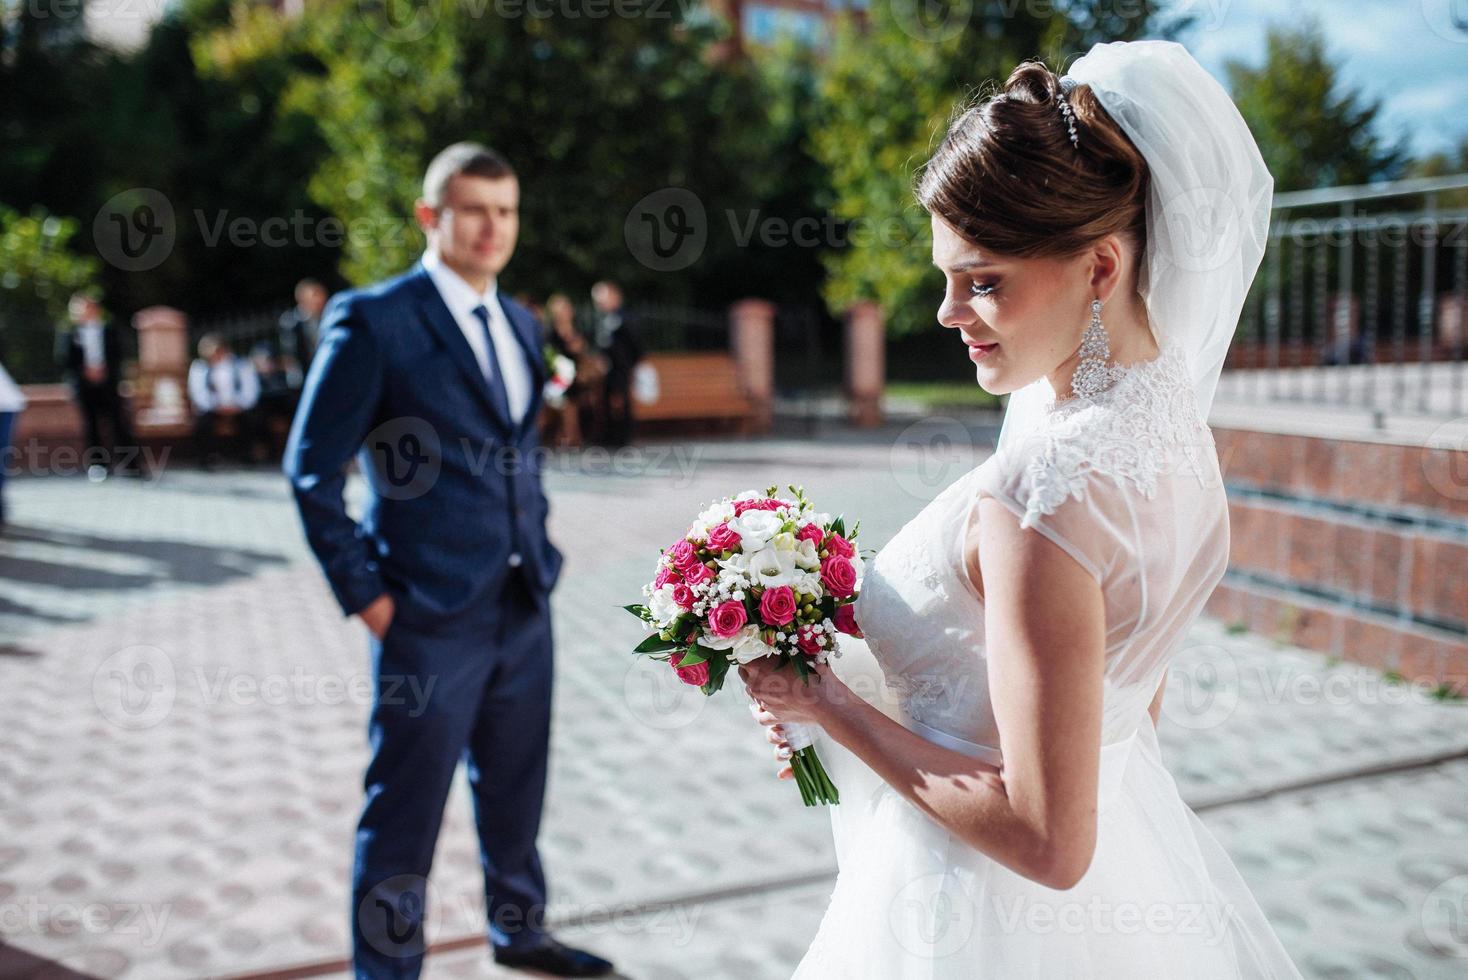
(738, 656, 843, 726)
(740, 657, 849, 778)
(747, 698, 794, 781)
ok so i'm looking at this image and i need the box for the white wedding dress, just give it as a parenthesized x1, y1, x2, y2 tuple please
(795, 343, 1303, 978)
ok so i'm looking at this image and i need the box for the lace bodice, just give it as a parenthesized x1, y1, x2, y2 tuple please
(851, 343, 1230, 748)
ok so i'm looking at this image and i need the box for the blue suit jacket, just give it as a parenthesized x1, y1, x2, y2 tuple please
(284, 261, 564, 627)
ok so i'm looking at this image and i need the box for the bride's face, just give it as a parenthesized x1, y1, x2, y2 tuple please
(930, 216, 1092, 396)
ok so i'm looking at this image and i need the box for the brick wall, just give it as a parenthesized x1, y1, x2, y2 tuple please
(1210, 428, 1468, 692)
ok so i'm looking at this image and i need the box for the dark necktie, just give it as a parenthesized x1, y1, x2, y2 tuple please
(471, 304, 514, 425)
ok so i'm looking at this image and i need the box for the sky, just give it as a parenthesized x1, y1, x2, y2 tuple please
(1174, 0, 1468, 161)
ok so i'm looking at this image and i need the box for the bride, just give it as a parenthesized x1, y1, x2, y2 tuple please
(739, 40, 1303, 978)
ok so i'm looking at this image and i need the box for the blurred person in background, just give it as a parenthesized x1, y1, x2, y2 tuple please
(539, 292, 599, 448)
(189, 332, 262, 469)
(58, 293, 144, 477)
(250, 342, 298, 458)
(589, 280, 642, 447)
(276, 277, 329, 387)
(0, 346, 23, 531)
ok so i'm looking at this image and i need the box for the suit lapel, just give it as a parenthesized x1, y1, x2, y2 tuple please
(410, 263, 514, 435)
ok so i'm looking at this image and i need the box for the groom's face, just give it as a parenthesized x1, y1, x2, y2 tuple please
(420, 173, 520, 284)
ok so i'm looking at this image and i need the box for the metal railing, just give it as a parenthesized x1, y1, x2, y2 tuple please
(1220, 173, 1468, 419)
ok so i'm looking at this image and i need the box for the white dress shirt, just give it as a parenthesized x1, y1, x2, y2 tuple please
(422, 248, 533, 425)
(0, 360, 25, 413)
(188, 356, 260, 412)
(77, 322, 106, 370)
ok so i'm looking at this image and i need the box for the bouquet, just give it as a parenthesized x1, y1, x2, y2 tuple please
(624, 486, 866, 806)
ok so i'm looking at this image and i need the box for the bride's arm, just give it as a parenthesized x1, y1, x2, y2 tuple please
(741, 495, 1105, 891)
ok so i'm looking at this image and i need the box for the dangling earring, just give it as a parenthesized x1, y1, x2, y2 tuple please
(1070, 298, 1125, 401)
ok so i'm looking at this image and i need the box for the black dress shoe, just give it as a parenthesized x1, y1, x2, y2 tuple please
(492, 935, 614, 977)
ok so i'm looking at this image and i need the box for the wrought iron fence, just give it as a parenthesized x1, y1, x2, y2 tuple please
(1220, 173, 1468, 418)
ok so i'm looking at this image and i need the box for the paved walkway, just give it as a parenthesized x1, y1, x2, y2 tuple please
(1, 425, 1465, 979)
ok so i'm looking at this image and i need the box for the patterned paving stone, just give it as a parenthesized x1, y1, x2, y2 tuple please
(1, 436, 1464, 979)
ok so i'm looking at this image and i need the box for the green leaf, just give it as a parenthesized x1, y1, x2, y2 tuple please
(634, 634, 682, 654)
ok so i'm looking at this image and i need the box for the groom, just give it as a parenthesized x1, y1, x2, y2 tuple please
(284, 142, 613, 978)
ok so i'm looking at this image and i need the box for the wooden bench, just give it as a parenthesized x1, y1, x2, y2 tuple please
(631, 352, 756, 435)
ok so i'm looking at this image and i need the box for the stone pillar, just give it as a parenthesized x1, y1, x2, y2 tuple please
(132, 306, 191, 430)
(844, 300, 885, 428)
(729, 298, 775, 433)
(1438, 292, 1466, 350)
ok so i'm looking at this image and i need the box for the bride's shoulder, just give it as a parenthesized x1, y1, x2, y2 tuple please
(977, 346, 1213, 529)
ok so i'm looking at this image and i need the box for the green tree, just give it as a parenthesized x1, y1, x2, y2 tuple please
(808, 1, 1182, 336)
(198, 0, 781, 307)
(0, 207, 100, 382)
(1226, 18, 1410, 193)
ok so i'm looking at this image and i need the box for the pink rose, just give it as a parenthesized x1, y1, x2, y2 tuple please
(796, 523, 825, 546)
(834, 603, 863, 638)
(820, 555, 857, 599)
(733, 497, 790, 516)
(825, 533, 855, 559)
(795, 625, 823, 657)
(672, 583, 695, 610)
(669, 650, 709, 686)
(707, 599, 748, 638)
(653, 564, 679, 590)
(682, 562, 713, 587)
(668, 539, 700, 571)
(759, 585, 797, 626)
(706, 522, 742, 552)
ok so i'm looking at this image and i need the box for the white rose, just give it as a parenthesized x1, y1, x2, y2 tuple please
(733, 627, 775, 664)
(728, 510, 783, 552)
(649, 584, 682, 625)
(703, 623, 758, 653)
(746, 546, 799, 588)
